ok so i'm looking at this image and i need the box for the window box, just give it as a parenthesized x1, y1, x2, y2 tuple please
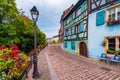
(106, 20, 120, 26)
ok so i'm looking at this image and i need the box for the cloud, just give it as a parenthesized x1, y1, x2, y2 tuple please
(15, 0, 78, 38)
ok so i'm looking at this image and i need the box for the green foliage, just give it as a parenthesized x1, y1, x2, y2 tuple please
(102, 39, 107, 47)
(52, 40, 60, 44)
(116, 50, 120, 55)
(0, 0, 47, 53)
(0, 45, 29, 79)
(107, 49, 115, 54)
(52, 40, 56, 44)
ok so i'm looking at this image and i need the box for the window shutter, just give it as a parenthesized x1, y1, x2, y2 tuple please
(96, 10, 105, 26)
(81, 4, 84, 13)
(80, 22, 84, 32)
(71, 42, 75, 50)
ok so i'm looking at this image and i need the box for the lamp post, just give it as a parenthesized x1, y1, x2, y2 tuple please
(30, 6, 40, 78)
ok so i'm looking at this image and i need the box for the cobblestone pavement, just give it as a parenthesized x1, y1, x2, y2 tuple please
(45, 45, 120, 80)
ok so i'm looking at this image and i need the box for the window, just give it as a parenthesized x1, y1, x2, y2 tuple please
(107, 5, 120, 21)
(73, 12, 75, 19)
(84, 1, 87, 10)
(68, 28, 71, 36)
(64, 20, 66, 26)
(76, 25, 79, 33)
(105, 37, 120, 52)
(108, 38, 115, 50)
(64, 42, 67, 48)
(65, 29, 68, 36)
(119, 38, 120, 50)
(71, 26, 76, 35)
(108, 8, 115, 20)
(69, 14, 73, 22)
(71, 42, 75, 50)
(76, 8, 81, 17)
(117, 6, 120, 20)
(66, 18, 69, 24)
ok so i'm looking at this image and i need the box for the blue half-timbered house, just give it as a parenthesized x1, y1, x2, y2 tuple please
(63, 0, 89, 57)
(61, 0, 120, 59)
(88, 0, 120, 58)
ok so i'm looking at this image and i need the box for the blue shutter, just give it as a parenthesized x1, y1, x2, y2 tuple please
(73, 12, 75, 19)
(96, 10, 105, 26)
(81, 4, 84, 13)
(69, 28, 71, 35)
(71, 42, 75, 50)
(74, 26, 76, 34)
(80, 22, 84, 32)
(64, 42, 67, 48)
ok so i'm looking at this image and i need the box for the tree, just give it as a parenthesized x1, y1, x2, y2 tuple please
(0, 0, 47, 53)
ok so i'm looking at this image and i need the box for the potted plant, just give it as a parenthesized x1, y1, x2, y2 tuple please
(107, 49, 115, 55)
(116, 50, 120, 55)
(106, 17, 119, 26)
(102, 39, 107, 47)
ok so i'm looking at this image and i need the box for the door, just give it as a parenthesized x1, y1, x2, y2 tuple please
(80, 42, 88, 57)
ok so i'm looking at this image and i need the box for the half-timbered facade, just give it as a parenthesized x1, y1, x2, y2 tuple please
(63, 0, 89, 57)
(59, 5, 74, 49)
(88, 0, 120, 58)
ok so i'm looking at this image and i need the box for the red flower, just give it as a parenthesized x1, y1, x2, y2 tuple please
(10, 50, 18, 57)
(0, 45, 6, 50)
(10, 44, 19, 50)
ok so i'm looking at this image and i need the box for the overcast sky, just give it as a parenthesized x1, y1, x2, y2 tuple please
(15, 0, 78, 38)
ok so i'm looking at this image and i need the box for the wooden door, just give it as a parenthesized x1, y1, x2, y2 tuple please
(80, 42, 88, 57)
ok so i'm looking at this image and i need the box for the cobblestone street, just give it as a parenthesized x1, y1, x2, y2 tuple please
(27, 45, 120, 80)
(45, 45, 120, 80)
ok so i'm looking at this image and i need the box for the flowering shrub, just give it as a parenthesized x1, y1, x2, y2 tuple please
(0, 44, 29, 80)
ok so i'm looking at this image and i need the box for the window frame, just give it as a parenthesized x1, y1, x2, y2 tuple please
(106, 3, 120, 22)
(104, 36, 120, 53)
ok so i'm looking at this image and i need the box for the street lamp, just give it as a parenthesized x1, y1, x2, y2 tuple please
(30, 6, 40, 78)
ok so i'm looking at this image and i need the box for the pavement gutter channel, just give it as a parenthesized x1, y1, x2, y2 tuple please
(45, 52, 59, 80)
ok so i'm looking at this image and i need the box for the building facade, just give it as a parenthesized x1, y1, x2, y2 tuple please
(59, 5, 74, 49)
(88, 0, 120, 58)
(62, 0, 120, 59)
(63, 0, 89, 57)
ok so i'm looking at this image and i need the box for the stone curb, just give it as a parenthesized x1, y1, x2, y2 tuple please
(45, 52, 59, 80)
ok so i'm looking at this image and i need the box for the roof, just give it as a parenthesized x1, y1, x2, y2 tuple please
(60, 4, 74, 22)
(53, 35, 59, 38)
(63, 0, 85, 20)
